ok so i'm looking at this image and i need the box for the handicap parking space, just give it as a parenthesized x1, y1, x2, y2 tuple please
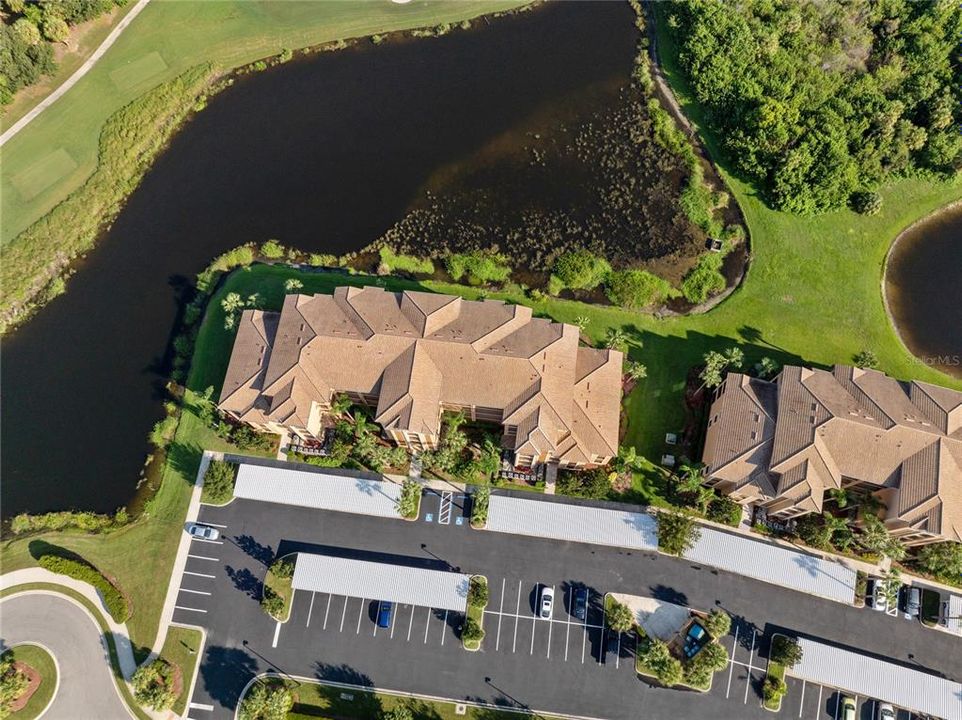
(420, 489, 470, 529)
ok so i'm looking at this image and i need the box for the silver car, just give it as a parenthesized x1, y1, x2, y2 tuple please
(903, 586, 921, 620)
(877, 702, 896, 720)
(187, 523, 220, 540)
(540, 587, 554, 619)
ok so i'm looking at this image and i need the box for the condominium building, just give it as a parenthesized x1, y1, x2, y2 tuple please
(702, 364, 962, 546)
(219, 286, 623, 469)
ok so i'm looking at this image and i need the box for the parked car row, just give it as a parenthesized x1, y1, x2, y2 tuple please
(840, 695, 896, 720)
(864, 578, 921, 621)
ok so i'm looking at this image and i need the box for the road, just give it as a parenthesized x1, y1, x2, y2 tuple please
(172, 491, 960, 719)
(0, 592, 133, 719)
(0, 0, 151, 147)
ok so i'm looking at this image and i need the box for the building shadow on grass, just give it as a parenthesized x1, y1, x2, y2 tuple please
(308, 663, 381, 717)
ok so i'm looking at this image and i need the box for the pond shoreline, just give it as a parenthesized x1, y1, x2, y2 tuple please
(882, 198, 962, 380)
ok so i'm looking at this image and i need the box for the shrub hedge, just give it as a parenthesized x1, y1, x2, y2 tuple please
(38, 554, 130, 622)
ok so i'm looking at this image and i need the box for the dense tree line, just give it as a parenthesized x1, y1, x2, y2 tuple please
(667, 0, 961, 214)
(1, 0, 127, 106)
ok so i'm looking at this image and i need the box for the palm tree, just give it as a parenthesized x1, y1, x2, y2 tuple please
(694, 485, 715, 514)
(329, 393, 353, 418)
(624, 360, 648, 381)
(575, 316, 590, 332)
(822, 512, 852, 550)
(676, 462, 706, 494)
(605, 327, 629, 351)
(827, 488, 850, 509)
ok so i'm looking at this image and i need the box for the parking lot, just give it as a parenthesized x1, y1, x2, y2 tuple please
(172, 491, 962, 720)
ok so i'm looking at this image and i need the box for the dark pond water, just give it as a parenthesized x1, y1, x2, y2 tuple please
(1, 2, 637, 516)
(884, 205, 962, 379)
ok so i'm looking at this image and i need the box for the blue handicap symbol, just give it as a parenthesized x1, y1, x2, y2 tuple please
(455, 517, 464, 526)
(425, 513, 434, 522)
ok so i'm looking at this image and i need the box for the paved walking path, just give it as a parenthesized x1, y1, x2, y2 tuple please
(1, 567, 138, 680)
(0, 0, 151, 147)
(1, 592, 134, 719)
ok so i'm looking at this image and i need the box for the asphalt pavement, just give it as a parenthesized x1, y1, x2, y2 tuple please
(174, 490, 960, 720)
(0, 592, 133, 720)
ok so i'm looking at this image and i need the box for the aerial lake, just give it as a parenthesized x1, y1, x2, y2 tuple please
(1, 2, 637, 516)
(884, 205, 962, 380)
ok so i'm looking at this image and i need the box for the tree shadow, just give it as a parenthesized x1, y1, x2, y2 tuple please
(231, 534, 274, 566)
(200, 645, 257, 707)
(165, 440, 204, 487)
(224, 565, 263, 600)
(649, 584, 688, 606)
(28, 539, 86, 564)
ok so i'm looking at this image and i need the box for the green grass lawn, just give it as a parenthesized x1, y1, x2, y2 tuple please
(263, 561, 294, 623)
(2, 643, 57, 720)
(158, 625, 203, 717)
(763, 660, 787, 711)
(0, 0, 529, 244)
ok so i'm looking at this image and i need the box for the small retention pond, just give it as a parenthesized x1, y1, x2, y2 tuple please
(1, 2, 638, 516)
(884, 205, 962, 380)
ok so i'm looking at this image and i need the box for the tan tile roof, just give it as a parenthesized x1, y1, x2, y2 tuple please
(220, 287, 622, 463)
(703, 364, 962, 541)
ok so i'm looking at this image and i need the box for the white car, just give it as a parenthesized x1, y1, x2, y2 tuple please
(539, 587, 554, 619)
(876, 702, 895, 720)
(187, 523, 220, 540)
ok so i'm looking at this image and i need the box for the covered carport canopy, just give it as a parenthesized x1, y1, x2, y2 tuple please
(790, 637, 962, 720)
(292, 553, 471, 614)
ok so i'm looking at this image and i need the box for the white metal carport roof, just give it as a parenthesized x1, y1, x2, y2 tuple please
(790, 637, 962, 720)
(486, 494, 657, 550)
(684, 527, 856, 604)
(292, 553, 470, 613)
(232, 463, 401, 518)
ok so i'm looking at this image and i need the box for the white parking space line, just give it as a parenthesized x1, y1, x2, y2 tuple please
(271, 621, 282, 648)
(834, 693, 840, 720)
(340, 596, 348, 632)
(407, 605, 415, 642)
(191, 538, 223, 545)
(356, 600, 364, 635)
(743, 629, 757, 704)
(373, 607, 379, 637)
(581, 610, 587, 664)
(598, 598, 606, 666)
(184, 571, 215, 579)
(306, 592, 316, 628)
(564, 591, 572, 662)
(544, 586, 555, 659)
(496, 578, 506, 652)
(512, 581, 521, 654)
(189, 702, 215, 711)
(423, 608, 431, 644)
(817, 684, 823, 720)
(798, 679, 806, 717)
(529, 612, 537, 655)
(441, 610, 448, 646)
(483, 609, 604, 628)
(179, 588, 211, 596)
(391, 609, 397, 639)
(725, 625, 739, 699)
(175, 605, 207, 613)
(200, 522, 228, 528)
(615, 634, 621, 669)
(187, 554, 218, 562)
(323, 594, 332, 630)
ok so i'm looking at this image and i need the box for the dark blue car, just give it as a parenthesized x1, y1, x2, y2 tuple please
(377, 601, 394, 628)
